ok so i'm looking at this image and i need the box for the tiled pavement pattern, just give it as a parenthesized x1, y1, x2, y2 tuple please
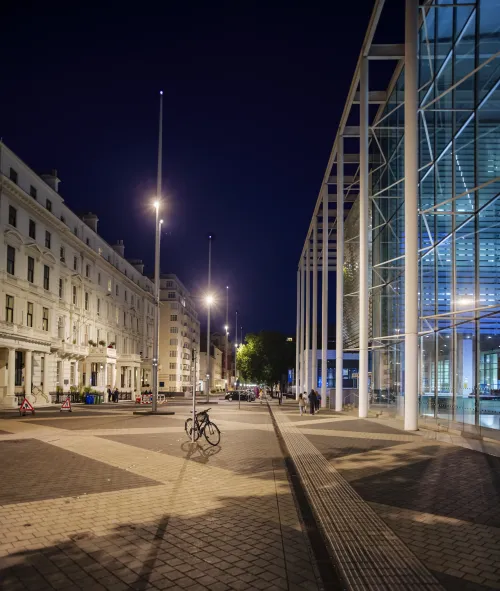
(277, 404, 500, 590)
(271, 406, 443, 590)
(0, 405, 320, 591)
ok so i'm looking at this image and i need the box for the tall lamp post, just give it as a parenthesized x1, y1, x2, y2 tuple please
(235, 310, 238, 386)
(205, 235, 213, 402)
(152, 90, 163, 415)
(225, 286, 229, 392)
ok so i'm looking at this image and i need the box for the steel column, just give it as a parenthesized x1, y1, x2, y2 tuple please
(359, 56, 369, 419)
(300, 255, 305, 395)
(336, 136, 344, 412)
(404, 0, 419, 431)
(305, 242, 311, 393)
(312, 218, 318, 397)
(321, 185, 329, 405)
(295, 268, 301, 400)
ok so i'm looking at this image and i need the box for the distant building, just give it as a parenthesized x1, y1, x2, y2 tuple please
(158, 274, 200, 393)
(200, 335, 224, 392)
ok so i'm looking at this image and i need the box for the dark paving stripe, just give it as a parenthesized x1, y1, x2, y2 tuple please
(304, 433, 406, 460)
(0, 429, 13, 435)
(26, 415, 181, 430)
(0, 439, 161, 505)
(301, 418, 405, 434)
(348, 445, 500, 527)
(100, 428, 281, 481)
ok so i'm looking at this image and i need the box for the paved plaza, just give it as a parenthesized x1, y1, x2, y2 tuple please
(0, 401, 499, 590)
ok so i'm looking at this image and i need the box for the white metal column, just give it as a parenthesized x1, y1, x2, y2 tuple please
(359, 56, 369, 419)
(300, 255, 305, 395)
(321, 185, 329, 405)
(312, 218, 318, 397)
(25, 350, 32, 399)
(404, 0, 419, 431)
(305, 242, 311, 393)
(295, 268, 301, 400)
(336, 136, 344, 412)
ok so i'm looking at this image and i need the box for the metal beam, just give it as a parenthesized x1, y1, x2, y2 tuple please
(353, 90, 388, 104)
(368, 44, 405, 59)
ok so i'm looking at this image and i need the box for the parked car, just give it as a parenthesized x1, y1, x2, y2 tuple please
(224, 390, 254, 402)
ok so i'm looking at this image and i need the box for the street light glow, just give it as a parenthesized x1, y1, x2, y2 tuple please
(206, 294, 214, 306)
(160, 219, 164, 225)
(224, 325, 228, 331)
(153, 200, 160, 210)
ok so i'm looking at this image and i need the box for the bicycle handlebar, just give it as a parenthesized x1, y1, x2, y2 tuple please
(196, 408, 210, 415)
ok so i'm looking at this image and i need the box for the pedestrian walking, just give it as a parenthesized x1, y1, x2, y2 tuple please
(107, 386, 112, 403)
(308, 390, 316, 415)
(113, 387, 119, 403)
(298, 393, 306, 415)
(315, 390, 321, 412)
(278, 391, 283, 405)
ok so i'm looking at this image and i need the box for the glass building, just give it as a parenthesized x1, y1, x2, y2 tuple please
(295, 0, 500, 436)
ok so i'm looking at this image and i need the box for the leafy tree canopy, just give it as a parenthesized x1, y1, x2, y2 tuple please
(236, 331, 295, 388)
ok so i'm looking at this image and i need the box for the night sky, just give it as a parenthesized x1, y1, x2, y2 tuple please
(2, 1, 403, 336)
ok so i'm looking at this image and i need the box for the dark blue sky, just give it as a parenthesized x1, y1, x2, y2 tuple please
(2, 1, 402, 336)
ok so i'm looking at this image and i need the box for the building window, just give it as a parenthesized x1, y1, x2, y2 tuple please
(166, 281, 174, 288)
(167, 291, 175, 299)
(98, 272, 101, 285)
(169, 338, 178, 346)
(108, 279, 112, 292)
(29, 219, 36, 239)
(5, 295, 14, 323)
(59, 278, 63, 299)
(170, 314, 177, 321)
(45, 231, 51, 249)
(86, 264, 90, 278)
(27, 256, 34, 282)
(97, 298, 100, 315)
(169, 351, 176, 358)
(72, 285, 77, 305)
(170, 327, 178, 334)
(86, 238, 90, 246)
(74, 227, 78, 236)
(169, 375, 176, 382)
(7, 246, 15, 275)
(73, 256, 78, 271)
(9, 168, 18, 184)
(116, 285, 119, 296)
(27, 302, 33, 327)
(30, 185, 37, 199)
(169, 362, 177, 370)
(60, 246, 65, 262)
(42, 307, 49, 331)
(8, 205, 17, 227)
(125, 290, 128, 302)
(60, 215, 65, 224)
(123, 311, 126, 325)
(46, 199, 52, 212)
(85, 292, 89, 311)
(43, 265, 50, 290)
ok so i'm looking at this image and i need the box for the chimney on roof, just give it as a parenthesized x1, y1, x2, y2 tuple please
(81, 212, 99, 233)
(127, 259, 144, 275)
(41, 169, 60, 192)
(112, 240, 125, 258)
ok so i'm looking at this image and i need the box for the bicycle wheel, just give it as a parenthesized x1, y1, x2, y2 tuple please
(203, 421, 220, 446)
(185, 418, 200, 441)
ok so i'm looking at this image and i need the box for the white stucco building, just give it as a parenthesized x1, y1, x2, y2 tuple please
(158, 274, 200, 393)
(0, 143, 156, 408)
(199, 342, 224, 392)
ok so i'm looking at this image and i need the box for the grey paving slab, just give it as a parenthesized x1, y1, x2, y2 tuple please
(0, 439, 161, 505)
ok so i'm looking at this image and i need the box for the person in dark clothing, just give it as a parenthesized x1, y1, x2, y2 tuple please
(278, 391, 283, 405)
(107, 387, 112, 403)
(113, 388, 119, 403)
(315, 390, 321, 412)
(308, 390, 316, 415)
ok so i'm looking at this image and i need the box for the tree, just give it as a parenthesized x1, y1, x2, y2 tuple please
(237, 331, 295, 392)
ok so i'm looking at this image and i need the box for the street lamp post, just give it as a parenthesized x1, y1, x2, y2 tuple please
(235, 310, 238, 386)
(206, 235, 212, 402)
(152, 90, 163, 415)
(235, 343, 240, 409)
(225, 286, 229, 392)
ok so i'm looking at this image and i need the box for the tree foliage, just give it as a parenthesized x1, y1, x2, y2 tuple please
(236, 331, 295, 388)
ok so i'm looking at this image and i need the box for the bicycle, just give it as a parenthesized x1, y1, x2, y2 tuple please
(184, 408, 221, 446)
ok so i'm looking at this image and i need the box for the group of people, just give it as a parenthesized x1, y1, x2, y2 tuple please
(298, 389, 321, 415)
(107, 387, 120, 403)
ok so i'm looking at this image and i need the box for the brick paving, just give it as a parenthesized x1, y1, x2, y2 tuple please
(0, 404, 320, 591)
(276, 402, 500, 590)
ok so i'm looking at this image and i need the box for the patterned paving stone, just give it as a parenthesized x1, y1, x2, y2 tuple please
(304, 433, 406, 460)
(297, 417, 405, 435)
(0, 406, 320, 591)
(0, 439, 161, 505)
